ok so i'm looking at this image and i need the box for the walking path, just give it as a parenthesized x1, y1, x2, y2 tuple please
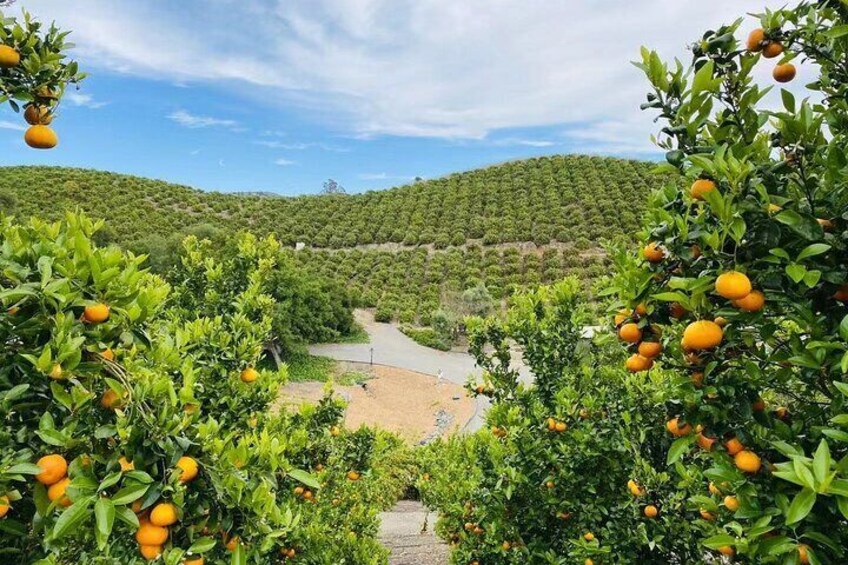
(378, 501, 448, 565)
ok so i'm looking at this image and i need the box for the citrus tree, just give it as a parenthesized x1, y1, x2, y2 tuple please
(610, 1, 848, 562)
(418, 279, 703, 564)
(0, 8, 85, 149)
(0, 212, 406, 564)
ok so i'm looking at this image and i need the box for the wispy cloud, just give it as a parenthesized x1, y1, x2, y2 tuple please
(274, 158, 296, 166)
(254, 140, 349, 152)
(492, 138, 557, 148)
(64, 91, 108, 109)
(358, 172, 413, 181)
(168, 109, 240, 130)
(0, 120, 26, 132)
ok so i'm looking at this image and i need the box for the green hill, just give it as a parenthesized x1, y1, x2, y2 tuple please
(0, 155, 665, 322)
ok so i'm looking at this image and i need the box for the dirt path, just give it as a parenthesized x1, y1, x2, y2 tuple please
(378, 500, 449, 565)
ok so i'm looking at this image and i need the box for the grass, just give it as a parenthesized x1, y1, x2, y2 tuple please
(334, 323, 370, 344)
(285, 353, 373, 385)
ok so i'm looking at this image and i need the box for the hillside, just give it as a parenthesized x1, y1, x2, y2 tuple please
(0, 155, 665, 321)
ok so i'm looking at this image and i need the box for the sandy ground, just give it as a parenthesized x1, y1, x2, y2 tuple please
(278, 364, 476, 443)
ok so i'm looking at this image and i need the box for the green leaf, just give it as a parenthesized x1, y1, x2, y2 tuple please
(94, 497, 115, 550)
(288, 468, 321, 490)
(51, 497, 93, 540)
(702, 534, 735, 549)
(785, 488, 816, 524)
(813, 441, 831, 488)
(667, 436, 694, 465)
(6, 463, 42, 475)
(111, 483, 149, 505)
(785, 264, 806, 283)
(797, 243, 831, 261)
(188, 537, 217, 553)
(231, 541, 246, 565)
(774, 210, 824, 241)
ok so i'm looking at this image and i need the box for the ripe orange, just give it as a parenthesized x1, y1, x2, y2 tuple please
(637, 341, 662, 359)
(763, 41, 784, 58)
(140, 545, 163, 560)
(176, 456, 199, 483)
(696, 432, 715, 451)
(36, 454, 68, 485)
(725, 437, 744, 456)
(718, 546, 735, 556)
(666, 417, 693, 437)
(733, 290, 765, 312)
(101, 389, 123, 409)
(24, 105, 53, 126)
(626, 354, 653, 373)
(752, 397, 765, 412)
(775, 406, 789, 420)
(0, 45, 20, 67)
(184, 556, 205, 565)
(643, 242, 665, 263)
(501, 541, 511, 551)
(546, 417, 556, 431)
(119, 456, 135, 472)
(585, 560, 594, 565)
(690, 179, 716, 200)
(618, 323, 642, 344)
(746, 28, 766, 51)
(734, 450, 762, 473)
(708, 482, 721, 496)
(83, 303, 110, 324)
(713, 316, 728, 328)
(798, 544, 810, 565)
(226, 535, 240, 551)
(150, 502, 179, 526)
(579, 408, 590, 419)
(240, 367, 259, 383)
(834, 284, 848, 302)
(136, 522, 169, 545)
(627, 479, 645, 497)
(635, 302, 648, 317)
(644, 505, 658, 518)
(700, 509, 716, 521)
(614, 308, 632, 326)
(47, 477, 72, 507)
(724, 496, 739, 512)
(100, 348, 115, 362)
(583, 532, 595, 541)
(715, 271, 752, 300)
(682, 320, 723, 350)
(555, 421, 567, 432)
(347, 470, 361, 481)
(669, 302, 686, 319)
(24, 125, 59, 149)
(0, 495, 9, 518)
(773, 63, 796, 83)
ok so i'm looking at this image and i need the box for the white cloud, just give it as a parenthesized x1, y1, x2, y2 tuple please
(0, 120, 26, 132)
(358, 172, 413, 181)
(25, 0, 790, 147)
(274, 158, 296, 166)
(167, 110, 240, 130)
(63, 91, 108, 109)
(254, 140, 349, 152)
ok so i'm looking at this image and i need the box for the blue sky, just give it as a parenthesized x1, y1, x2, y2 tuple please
(1, 0, 787, 195)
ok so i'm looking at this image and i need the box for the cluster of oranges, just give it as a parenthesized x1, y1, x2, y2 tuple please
(545, 417, 568, 433)
(36, 454, 72, 508)
(293, 485, 316, 503)
(614, 301, 663, 373)
(746, 28, 794, 83)
(134, 455, 200, 561)
(0, 44, 60, 149)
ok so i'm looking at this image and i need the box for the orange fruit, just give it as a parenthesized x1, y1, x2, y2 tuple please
(626, 354, 653, 373)
(150, 502, 179, 526)
(725, 437, 744, 456)
(775, 406, 789, 420)
(644, 505, 658, 519)
(136, 522, 169, 545)
(635, 302, 648, 317)
(798, 544, 810, 564)
(700, 509, 716, 521)
(585, 560, 594, 565)
(24, 125, 59, 149)
(818, 218, 834, 231)
(546, 417, 556, 431)
(24, 105, 53, 125)
(140, 545, 163, 560)
(583, 532, 595, 541)
(690, 179, 716, 200)
(697, 432, 715, 451)
(834, 284, 848, 302)
(501, 541, 511, 551)
(682, 320, 723, 350)
(83, 303, 110, 324)
(691, 372, 704, 388)
(666, 417, 693, 437)
(763, 41, 784, 58)
(347, 470, 361, 481)
(627, 479, 645, 497)
(715, 271, 752, 300)
(734, 450, 762, 473)
(0, 495, 9, 518)
(637, 341, 662, 359)
(752, 397, 766, 412)
(240, 367, 259, 383)
(101, 389, 123, 409)
(132, 499, 145, 514)
(733, 290, 765, 312)
(579, 408, 590, 420)
(669, 302, 686, 319)
(119, 456, 135, 472)
(226, 535, 240, 551)
(746, 28, 766, 51)
(184, 556, 205, 565)
(718, 546, 735, 556)
(724, 496, 739, 512)
(47, 477, 72, 507)
(555, 421, 567, 432)
(643, 242, 665, 263)
(100, 348, 115, 362)
(36, 454, 68, 485)
(614, 308, 632, 326)
(713, 316, 728, 328)
(618, 323, 642, 344)
(773, 63, 796, 83)
(708, 482, 721, 496)
(0, 45, 20, 67)
(176, 456, 199, 483)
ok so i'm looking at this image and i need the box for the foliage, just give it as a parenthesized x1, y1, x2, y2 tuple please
(0, 212, 408, 564)
(419, 280, 703, 564)
(608, 2, 848, 562)
(398, 326, 452, 352)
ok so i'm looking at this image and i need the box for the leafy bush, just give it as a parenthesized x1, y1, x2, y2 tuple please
(399, 326, 451, 352)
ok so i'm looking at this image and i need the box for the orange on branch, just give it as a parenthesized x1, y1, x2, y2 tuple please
(715, 271, 752, 300)
(36, 454, 68, 485)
